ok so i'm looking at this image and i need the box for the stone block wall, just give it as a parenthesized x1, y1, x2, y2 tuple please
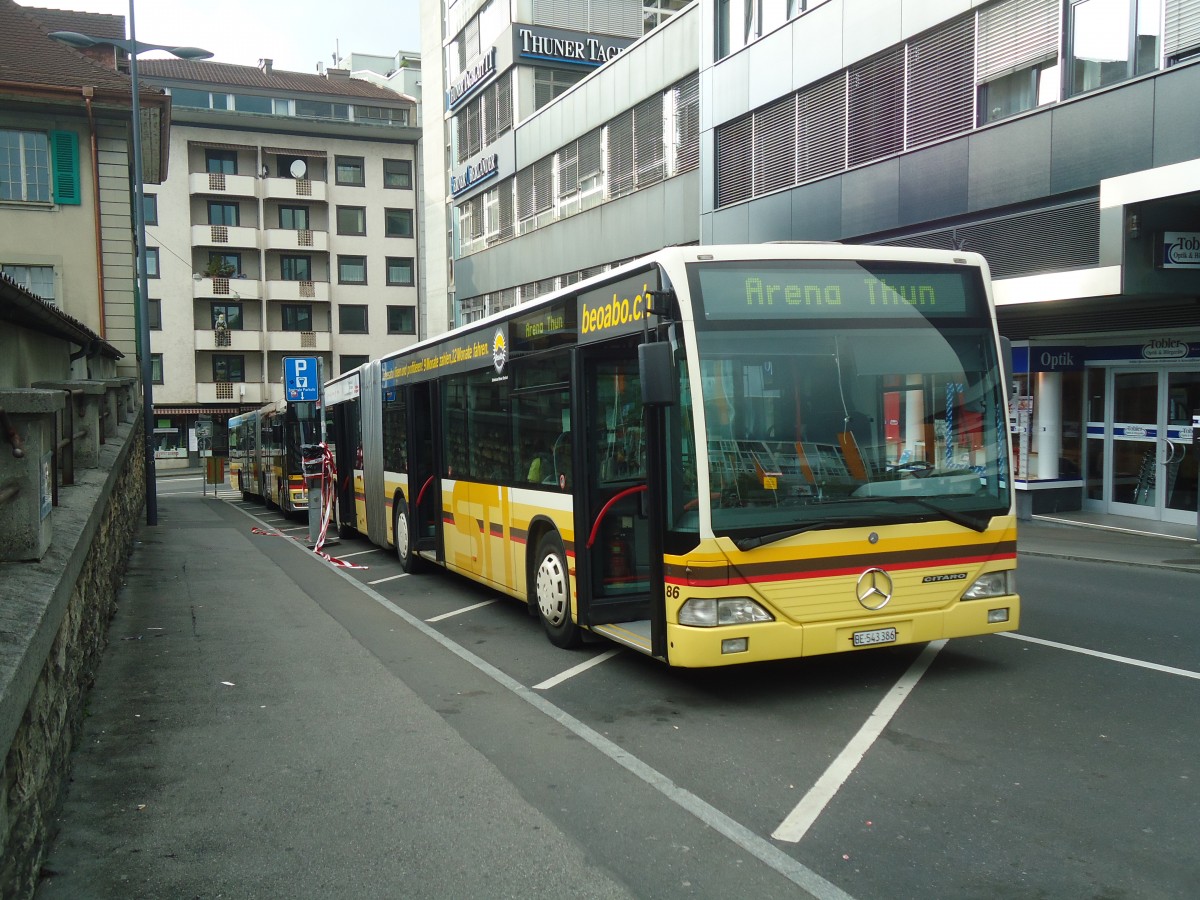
(0, 420, 144, 898)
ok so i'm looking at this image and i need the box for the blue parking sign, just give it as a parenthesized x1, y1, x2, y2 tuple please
(284, 356, 320, 402)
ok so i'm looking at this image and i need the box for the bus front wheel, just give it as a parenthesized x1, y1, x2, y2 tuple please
(534, 533, 581, 649)
(394, 497, 423, 573)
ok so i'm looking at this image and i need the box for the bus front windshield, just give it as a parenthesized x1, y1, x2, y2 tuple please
(687, 260, 1010, 544)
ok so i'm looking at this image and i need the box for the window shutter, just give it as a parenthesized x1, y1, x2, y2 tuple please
(634, 93, 664, 188)
(673, 75, 700, 174)
(607, 109, 635, 198)
(847, 47, 904, 167)
(1166, 0, 1200, 59)
(797, 72, 846, 182)
(977, 0, 1059, 82)
(498, 177, 514, 239)
(578, 128, 602, 179)
(754, 95, 797, 195)
(495, 71, 512, 136)
(50, 130, 81, 206)
(532, 156, 553, 212)
(715, 114, 753, 207)
(558, 141, 579, 197)
(517, 167, 535, 220)
(906, 14, 975, 148)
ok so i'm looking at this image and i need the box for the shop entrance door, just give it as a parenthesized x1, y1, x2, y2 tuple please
(1105, 367, 1200, 524)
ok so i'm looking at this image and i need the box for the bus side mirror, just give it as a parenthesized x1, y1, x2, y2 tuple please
(639, 341, 676, 407)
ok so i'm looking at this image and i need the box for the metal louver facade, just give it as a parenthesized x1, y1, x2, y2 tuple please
(906, 14, 976, 148)
(753, 95, 796, 195)
(1165, 0, 1200, 58)
(716, 114, 753, 207)
(847, 47, 905, 167)
(977, 0, 1059, 82)
(673, 75, 700, 174)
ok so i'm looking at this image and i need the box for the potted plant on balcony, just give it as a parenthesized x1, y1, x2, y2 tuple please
(204, 257, 236, 294)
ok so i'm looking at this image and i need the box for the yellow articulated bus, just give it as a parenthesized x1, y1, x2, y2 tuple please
(228, 398, 320, 514)
(323, 244, 1018, 667)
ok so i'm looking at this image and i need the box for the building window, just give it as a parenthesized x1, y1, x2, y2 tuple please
(206, 251, 242, 278)
(385, 208, 414, 237)
(977, 0, 1060, 124)
(383, 158, 412, 189)
(281, 303, 313, 331)
(208, 201, 240, 226)
(335, 155, 365, 186)
(0, 129, 50, 203)
(144, 193, 158, 225)
(387, 305, 416, 334)
(338, 255, 367, 284)
(205, 149, 237, 174)
(386, 257, 414, 286)
(1068, 0, 1160, 96)
(150, 353, 164, 384)
(280, 255, 312, 281)
(533, 68, 584, 111)
(211, 302, 243, 329)
(338, 305, 368, 333)
(147, 298, 161, 330)
(279, 205, 310, 230)
(336, 205, 367, 235)
(1, 263, 55, 303)
(340, 354, 368, 374)
(145, 247, 160, 278)
(212, 354, 245, 382)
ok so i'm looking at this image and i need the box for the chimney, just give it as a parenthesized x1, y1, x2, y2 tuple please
(258, 58, 273, 74)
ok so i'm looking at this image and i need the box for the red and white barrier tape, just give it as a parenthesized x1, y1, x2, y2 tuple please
(251, 442, 368, 570)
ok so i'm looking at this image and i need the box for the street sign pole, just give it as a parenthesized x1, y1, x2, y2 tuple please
(283, 357, 324, 547)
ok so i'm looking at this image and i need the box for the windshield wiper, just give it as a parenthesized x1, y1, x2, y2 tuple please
(869, 496, 991, 532)
(731, 519, 861, 551)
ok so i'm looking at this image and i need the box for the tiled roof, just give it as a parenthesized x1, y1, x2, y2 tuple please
(0, 0, 139, 94)
(21, 5, 125, 41)
(138, 58, 411, 103)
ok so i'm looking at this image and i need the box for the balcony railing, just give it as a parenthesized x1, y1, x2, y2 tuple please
(262, 176, 327, 202)
(265, 279, 330, 302)
(188, 172, 257, 197)
(194, 329, 262, 352)
(263, 228, 328, 252)
(191, 224, 260, 249)
(266, 329, 331, 352)
(193, 277, 260, 299)
(197, 381, 263, 404)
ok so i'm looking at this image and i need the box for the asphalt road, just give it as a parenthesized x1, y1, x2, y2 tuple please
(36, 477, 1200, 899)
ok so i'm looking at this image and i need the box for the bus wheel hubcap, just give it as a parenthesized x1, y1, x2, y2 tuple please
(536, 552, 566, 626)
(396, 511, 409, 558)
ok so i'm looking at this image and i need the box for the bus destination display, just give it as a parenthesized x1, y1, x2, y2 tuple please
(694, 264, 977, 320)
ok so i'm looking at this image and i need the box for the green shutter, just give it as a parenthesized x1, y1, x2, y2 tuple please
(50, 130, 81, 206)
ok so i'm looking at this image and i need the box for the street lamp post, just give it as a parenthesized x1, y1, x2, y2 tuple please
(51, 5, 211, 526)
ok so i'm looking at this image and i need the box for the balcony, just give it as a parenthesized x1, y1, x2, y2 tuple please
(189, 172, 256, 197)
(265, 279, 330, 302)
(191, 224, 259, 249)
(262, 176, 326, 203)
(197, 381, 264, 405)
(195, 329, 262, 352)
(193, 277, 260, 299)
(263, 228, 328, 252)
(266, 330, 331, 353)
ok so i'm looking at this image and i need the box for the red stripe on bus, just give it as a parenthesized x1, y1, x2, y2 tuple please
(665, 550, 1017, 587)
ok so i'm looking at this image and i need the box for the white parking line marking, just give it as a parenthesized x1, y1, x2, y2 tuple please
(534, 649, 621, 690)
(278, 526, 309, 533)
(772, 639, 946, 844)
(337, 548, 382, 558)
(999, 632, 1200, 680)
(368, 573, 409, 585)
(426, 599, 498, 622)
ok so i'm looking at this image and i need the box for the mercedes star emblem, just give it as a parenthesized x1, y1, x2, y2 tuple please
(856, 567, 893, 610)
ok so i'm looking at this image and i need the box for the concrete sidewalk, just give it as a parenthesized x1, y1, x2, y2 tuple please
(36, 493, 638, 900)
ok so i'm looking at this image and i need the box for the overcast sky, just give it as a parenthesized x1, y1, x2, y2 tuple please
(21, 0, 423, 73)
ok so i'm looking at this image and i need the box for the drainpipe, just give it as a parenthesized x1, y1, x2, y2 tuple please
(83, 86, 108, 339)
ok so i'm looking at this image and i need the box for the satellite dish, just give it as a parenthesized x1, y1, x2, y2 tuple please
(289, 158, 307, 179)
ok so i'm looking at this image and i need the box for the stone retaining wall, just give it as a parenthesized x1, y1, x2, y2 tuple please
(0, 420, 143, 898)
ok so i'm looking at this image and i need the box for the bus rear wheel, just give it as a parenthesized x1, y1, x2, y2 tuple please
(533, 533, 581, 649)
(394, 497, 423, 573)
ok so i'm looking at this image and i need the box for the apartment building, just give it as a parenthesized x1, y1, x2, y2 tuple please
(137, 58, 420, 463)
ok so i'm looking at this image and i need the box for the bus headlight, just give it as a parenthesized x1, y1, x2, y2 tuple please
(962, 571, 1014, 600)
(678, 597, 775, 627)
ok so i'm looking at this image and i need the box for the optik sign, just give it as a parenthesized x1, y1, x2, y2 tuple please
(1161, 232, 1200, 268)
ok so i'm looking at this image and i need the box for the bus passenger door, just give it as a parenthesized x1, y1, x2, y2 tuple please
(575, 342, 665, 653)
(409, 381, 442, 562)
